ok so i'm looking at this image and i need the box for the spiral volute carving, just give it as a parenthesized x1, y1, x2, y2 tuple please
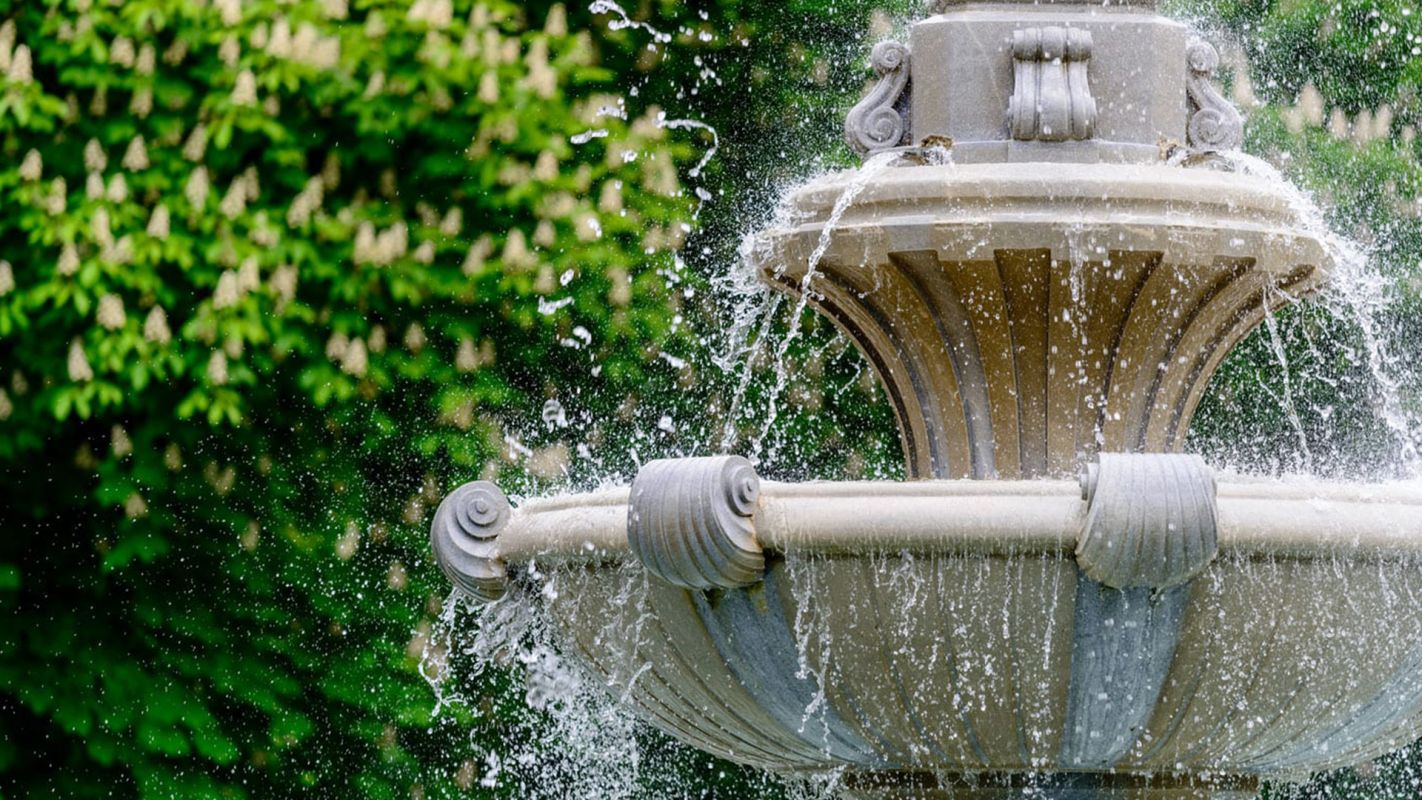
(628, 456, 765, 590)
(430, 481, 511, 602)
(845, 41, 912, 157)
(1185, 38, 1244, 152)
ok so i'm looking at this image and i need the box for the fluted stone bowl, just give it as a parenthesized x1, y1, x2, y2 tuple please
(432, 465, 1422, 799)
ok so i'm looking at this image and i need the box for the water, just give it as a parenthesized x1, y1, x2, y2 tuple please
(425, 4, 1422, 798)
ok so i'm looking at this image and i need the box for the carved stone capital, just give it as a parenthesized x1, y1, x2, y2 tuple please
(1185, 38, 1244, 152)
(1077, 454, 1218, 590)
(628, 456, 765, 590)
(845, 41, 912, 158)
(1008, 27, 1096, 142)
(430, 481, 511, 602)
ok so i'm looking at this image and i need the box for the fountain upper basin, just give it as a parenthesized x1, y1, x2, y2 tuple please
(748, 159, 1329, 481)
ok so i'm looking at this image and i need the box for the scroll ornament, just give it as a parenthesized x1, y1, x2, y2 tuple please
(844, 41, 912, 158)
(1185, 38, 1244, 152)
(430, 481, 512, 603)
(1077, 453, 1219, 590)
(1008, 27, 1097, 142)
(628, 456, 765, 590)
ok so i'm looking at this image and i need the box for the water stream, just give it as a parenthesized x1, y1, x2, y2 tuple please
(422, 5, 1422, 798)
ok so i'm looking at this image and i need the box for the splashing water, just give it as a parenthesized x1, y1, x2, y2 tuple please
(1226, 152, 1421, 475)
(721, 150, 903, 461)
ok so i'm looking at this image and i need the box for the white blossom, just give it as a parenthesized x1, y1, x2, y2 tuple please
(0, 261, 11, 295)
(237, 256, 260, 292)
(121, 136, 149, 171)
(219, 178, 247, 219)
(67, 340, 93, 382)
(231, 69, 257, 106)
(213, 270, 241, 309)
(83, 139, 107, 172)
(146, 204, 170, 240)
(7, 44, 31, 84)
(57, 243, 79, 276)
(545, 4, 568, 36)
(144, 306, 171, 344)
(207, 351, 229, 385)
(340, 337, 368, 377)
(455, 337, 478, 372)
(216, 0, 242, 26)
(182, 125, 208, 161)
(129, 86, 153, 118)
(44, 177, 66, 215)
(97, 293, 125, 330)
(124, 493, 147, 518)
(18, 149, 40, 181)
(91, 208, 112, 245)
(111, 424, 133, 457)
(185, 167, 210, 208)
(109, 36, 135, 68)
(408, 0, 453, 28)
(270, 264, 298, 301)
(105, 174, 128, 203)
(136, 43, 155, 75)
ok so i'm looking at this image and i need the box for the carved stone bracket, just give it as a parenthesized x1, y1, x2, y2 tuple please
(1077, 454, 1218, 590)
(845, 41, 912, 158)
(1185, 38, 1244, 152)
(628, 456, 765, 590)
(430, 481, 511, 603)
(1008, 27, 1096, 142)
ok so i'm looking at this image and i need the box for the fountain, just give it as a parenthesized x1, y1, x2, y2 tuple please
(431, 1, 1422, 797)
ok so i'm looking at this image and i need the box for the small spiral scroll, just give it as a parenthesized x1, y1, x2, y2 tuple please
(628, 456, 765, 590)
(430, 481, 511, 603)
(1077, 454, 1218, 590)
(845, 41, 912, 158)
(1185, 38, 1244, 152)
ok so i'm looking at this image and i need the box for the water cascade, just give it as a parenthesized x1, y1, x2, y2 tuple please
(432, 1, 1422, 797)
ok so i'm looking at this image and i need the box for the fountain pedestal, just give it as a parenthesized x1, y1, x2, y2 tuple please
(429, 2, 1422, 797)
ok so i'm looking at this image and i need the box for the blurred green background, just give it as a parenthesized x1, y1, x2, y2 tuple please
(0, 0, 1417, 798)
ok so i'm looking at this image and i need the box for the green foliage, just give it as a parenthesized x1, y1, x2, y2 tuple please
(0, 0, 707, 796)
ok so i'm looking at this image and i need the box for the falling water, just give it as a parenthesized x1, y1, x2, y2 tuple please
(1222, 152, 1422, 476)
(423, 3, 1422, 798)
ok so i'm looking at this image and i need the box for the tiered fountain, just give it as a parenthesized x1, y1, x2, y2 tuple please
(432, 1, 1422, 797)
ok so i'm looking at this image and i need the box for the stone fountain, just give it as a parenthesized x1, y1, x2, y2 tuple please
(432, 1, 1422, 797)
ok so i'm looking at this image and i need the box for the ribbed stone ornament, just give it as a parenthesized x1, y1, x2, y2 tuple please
(1078, 453, 1219, 589)
(628, 456, 765, 590)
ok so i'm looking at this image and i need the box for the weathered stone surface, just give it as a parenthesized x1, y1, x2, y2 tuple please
(750, 161, 1326, 479)
(627, 455, 765, 589)
(429, 481, 510, 602)
(1077, 453, 1218, 589)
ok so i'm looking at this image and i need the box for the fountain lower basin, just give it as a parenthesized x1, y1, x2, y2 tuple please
(432, 463, 1422, 797)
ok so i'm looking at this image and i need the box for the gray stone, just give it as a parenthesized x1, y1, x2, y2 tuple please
(627, 455, 764, 589)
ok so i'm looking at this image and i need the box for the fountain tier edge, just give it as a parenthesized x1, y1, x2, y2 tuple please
(432, 459, 1422, 798)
